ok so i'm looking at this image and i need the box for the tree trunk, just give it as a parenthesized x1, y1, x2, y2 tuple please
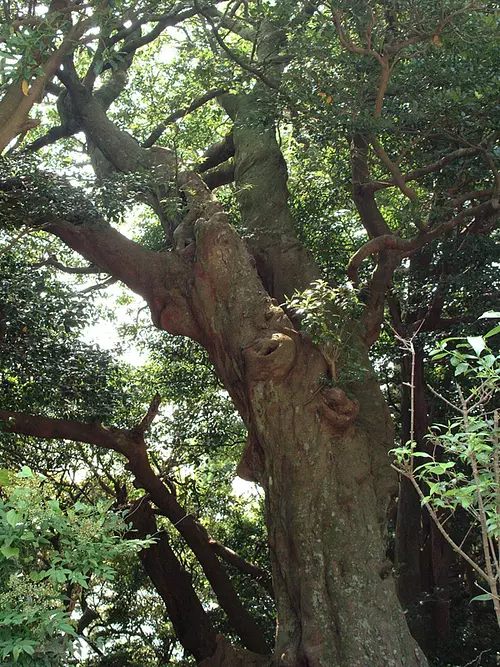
(171, 213, 427, 666)
(43, 204, 428, 665)
(395, 351, 429, 649)
(394, 346, 451, 651)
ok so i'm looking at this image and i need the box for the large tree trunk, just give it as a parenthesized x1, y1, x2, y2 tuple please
(191, 216, 426, 666)
(43, 205, 428, 666)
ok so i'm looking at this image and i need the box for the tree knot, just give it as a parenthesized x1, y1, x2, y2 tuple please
(243, 333, 296, 382)
(319, 386, 359, 431)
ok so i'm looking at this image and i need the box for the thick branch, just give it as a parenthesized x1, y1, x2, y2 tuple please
(202, 161, 235, 190)
(57, 64, 148, 172)
(196, 133, 235, 173)
(45, 218, 198, 338)
(129, 499, 218, 662)
(350, 134, 391, 239)
(136, 393, 162, 434)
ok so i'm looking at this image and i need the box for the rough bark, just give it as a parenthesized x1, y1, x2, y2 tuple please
(189, 212, 426, 665)
(3, 190, 428, 664)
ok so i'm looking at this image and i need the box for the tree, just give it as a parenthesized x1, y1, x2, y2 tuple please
(1, 1, 499, 665)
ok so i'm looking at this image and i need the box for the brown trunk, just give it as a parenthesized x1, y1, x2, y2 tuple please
(394, 348, 451, 649)
(1, 47, 431, 660)
(395, 351, 429, 648)
(170, 213, 426, 665)
(26, 186, 428, 666)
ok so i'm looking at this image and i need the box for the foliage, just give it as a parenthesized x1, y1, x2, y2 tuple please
(286, 279, 367, 383)
(392, 315, 500, 626)
(0, 467, 152, 666)
(0, 0, 499, 663)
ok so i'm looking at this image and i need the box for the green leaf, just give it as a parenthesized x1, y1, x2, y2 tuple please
(467, 336, 485, 356)
(0, 469, 12, 486)
(479, 311, 500, 319)
(6, 509, 20, 526)
(1, 544, 20, 559)
(471, 593, 493, 601)
(484, 324, 500, 339)
(17, 466, 33, 478)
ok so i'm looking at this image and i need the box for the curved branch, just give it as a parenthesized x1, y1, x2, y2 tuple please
(202, 161, 235, 189)
(27, 122, 80, 152)
(32, 256, 100, 274)
(196, 133, 235, 173)
(371, 136, 418, 201)
(373, 146, 483, 191)
(348, 200, 497, 284)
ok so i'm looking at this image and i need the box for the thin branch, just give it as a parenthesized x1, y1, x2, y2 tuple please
(0, 221, 45, 255)
(209, 540, 274, 598)
(372, 147, 482, 191)
(427, 385, 463, 415)
(198, 2, 279, 90)
(331, 9, 383, 64)
(371, 136, 418, 201)
(393, 465, 489, 582)
(142, 88, 228, 148)
(202, 4, 256, 42)
(347, 200, 495, 283)
(79, 276, 117, 293)
(32, 255, 100, 274)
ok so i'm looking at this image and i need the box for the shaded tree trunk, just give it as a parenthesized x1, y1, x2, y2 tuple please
(395, 347, 451, 650)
